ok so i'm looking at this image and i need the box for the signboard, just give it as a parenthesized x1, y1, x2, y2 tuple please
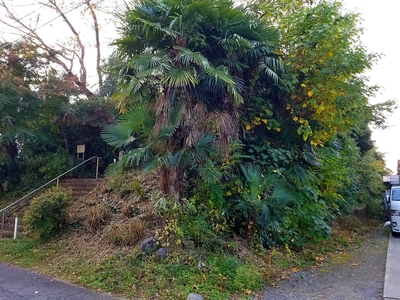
(77, 144, 85, 154)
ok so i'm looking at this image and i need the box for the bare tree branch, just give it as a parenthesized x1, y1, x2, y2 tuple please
(47, 0, 87, 86)
(0, 0, 106, 96)
(86, 0, 103, 88)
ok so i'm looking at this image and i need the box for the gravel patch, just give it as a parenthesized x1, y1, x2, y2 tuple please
(258, 230, 388, 300)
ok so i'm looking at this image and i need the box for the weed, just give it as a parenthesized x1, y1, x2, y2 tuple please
(106, 219, 145, 246)
(88, 205, 111, 230)
(121, 199, 135, 219)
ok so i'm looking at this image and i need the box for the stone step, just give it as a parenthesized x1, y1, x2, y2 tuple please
(1, 178, 103, 238)
(1, 223, 23, 230)
(2, 217, 24, 225)
(59, 178, 102, 187)
(0, 231, 15, 238)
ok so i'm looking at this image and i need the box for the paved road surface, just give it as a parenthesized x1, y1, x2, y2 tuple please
(259, 230, 388, 300)
(0, 263, 119, 300)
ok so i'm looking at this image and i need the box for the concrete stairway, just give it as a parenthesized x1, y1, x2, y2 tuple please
(0, 178, 102, 238)
(0, 214, 24, 238)
(58, 178, 102, 200)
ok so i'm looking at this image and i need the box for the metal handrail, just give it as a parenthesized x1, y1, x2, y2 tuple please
(0, 156, 101, 215)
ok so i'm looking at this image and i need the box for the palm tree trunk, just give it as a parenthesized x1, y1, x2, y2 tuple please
(159, 166, 171, 195)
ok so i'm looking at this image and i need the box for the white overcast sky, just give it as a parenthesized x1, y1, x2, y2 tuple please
(343, 0, 400, 173)
(1, 0, 399, 172)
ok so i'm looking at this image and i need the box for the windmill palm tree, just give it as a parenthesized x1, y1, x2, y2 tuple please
(105, 0, 283, 196)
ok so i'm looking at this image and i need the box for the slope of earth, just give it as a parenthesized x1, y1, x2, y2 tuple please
(257, 229, 388, 300)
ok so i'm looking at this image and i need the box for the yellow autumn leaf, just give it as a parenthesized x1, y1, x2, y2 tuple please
(293, 116, 298, 121)
(245, 124, 251, 130)
(275, 127, 281, 132)
(262, 119, 268, 124)
(301, 83, 306, 88)
(307, 90, 313, 97)
(226, 191, 232, 196)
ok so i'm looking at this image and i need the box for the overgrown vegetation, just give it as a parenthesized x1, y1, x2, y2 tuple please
(101, 0, 391, 250)
(23, 187, 71, 240)
(0, 0, 395, 299)
(0, 172, 388, 299)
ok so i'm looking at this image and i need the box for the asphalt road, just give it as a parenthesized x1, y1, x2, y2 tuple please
(259, 230, 388, 300)
(0, 263, 119, 300)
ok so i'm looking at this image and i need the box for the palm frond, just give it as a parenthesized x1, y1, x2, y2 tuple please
(112, 76, 150, 110)
(203, 66, 244, 105)
(214, 58, 248, 71)
(285, 164, 315, 187)
(263, 56, 285, 73)
(174, 46, 210, 69)
(142, 152, 172, 172)
(102, 103, 155, 148)
(303, 147, 321, 167)
(183, 0, 220, 23)
(133, 17, 179, 38)
(161, 66, 197, 88)
(226, 81, 244, 106)
(198, 160, 222, 183)
(134, 51, 171, 76)
(171, 134, 216, 167)
(171, 148, 193, 168)
(156, 124, 178, 140)
(120, 103, 154, 128)
(259, 62, 280, 85)
(268, 185, 295, 206)
(219, 34, 251, 54)
(204, 66, 235, 85)
(101, 122, 135, 148)
(233, 198, 252, 219)
(193, 134, 217, 158)
(104, 159, 124, 175)
(244, 44, 272, 60)
(169, 102, 185, 126)
(123, 146, 154, 167)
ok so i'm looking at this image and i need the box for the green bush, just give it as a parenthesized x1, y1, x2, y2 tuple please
(23, 187, 71, 240)
(21, 148, 69, 189)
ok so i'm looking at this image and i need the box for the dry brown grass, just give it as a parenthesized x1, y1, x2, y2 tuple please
(106, 219, 146, 246)
(87, 205, 111, 231)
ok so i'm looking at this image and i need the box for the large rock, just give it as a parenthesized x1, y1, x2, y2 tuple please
(155, 247, 168, 260)
(182, 239, 195, 250)
(141, 237, 157, 252)
(187, 293, 203, 300)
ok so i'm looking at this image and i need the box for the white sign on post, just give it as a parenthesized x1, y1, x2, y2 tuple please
(77, 144, 85, 161)
(77, 144, 85, 154)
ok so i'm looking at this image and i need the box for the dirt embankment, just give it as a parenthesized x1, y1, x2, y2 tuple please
(258, 230, 389, 300)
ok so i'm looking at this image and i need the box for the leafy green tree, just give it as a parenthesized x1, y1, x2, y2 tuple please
(0, 42, 44, 193)
(0, 41, 116, 196)
(240, 0, 395, 244)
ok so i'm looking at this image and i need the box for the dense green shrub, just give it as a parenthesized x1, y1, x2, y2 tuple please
(23, 187, 71, 240)
(21, 148, 69, 189)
